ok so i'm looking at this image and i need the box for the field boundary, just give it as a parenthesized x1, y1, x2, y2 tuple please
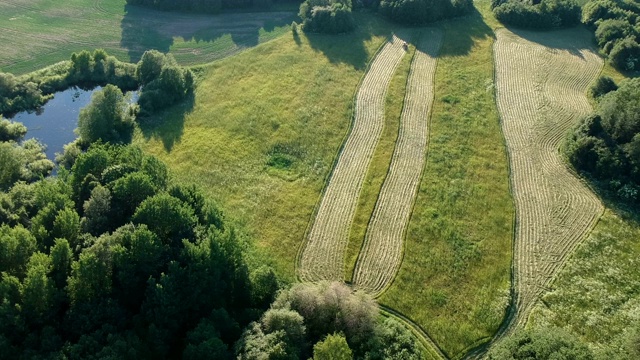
(380, 305, 447, 360)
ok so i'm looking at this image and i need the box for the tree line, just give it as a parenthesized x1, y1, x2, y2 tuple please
(491, 0, 581, 29)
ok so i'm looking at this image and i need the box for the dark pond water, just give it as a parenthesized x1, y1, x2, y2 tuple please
(9, 86, 137, 160)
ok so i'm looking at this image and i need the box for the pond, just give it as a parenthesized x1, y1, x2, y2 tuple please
(9, 86, 137, 160)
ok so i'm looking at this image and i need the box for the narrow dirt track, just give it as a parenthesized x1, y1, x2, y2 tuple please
(299, 36, 406, 282)
(353, 29, 443, 297)
(494, 28, 604, 331)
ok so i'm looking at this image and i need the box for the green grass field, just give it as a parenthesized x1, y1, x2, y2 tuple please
(379, 2, 514, 357)
(0, 0, 295, 75)
(136, 14, 393, 281)
(530, 209, 640, 358)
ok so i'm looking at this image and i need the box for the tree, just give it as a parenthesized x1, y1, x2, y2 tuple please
(136, 50, 167, 86)
(132, 193, 197, 245)
(81, 185, 112, 236)
(0, 224, 37, 278)
(77, 84, 134, 144)
(0, 118, 27, 142)
(250, 266, 279, 308)
(313, 333, 353, 360)
(486, 328, 593, 360)
(0, 142, 22, 191)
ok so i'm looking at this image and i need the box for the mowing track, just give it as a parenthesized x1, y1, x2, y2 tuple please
(299, 35, 406, 282)
(353, 29, 443, 297)
(493, 27, 604, 338)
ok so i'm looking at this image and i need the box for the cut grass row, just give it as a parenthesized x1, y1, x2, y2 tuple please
(0, 0, 294, 75)
(299, 35, 407, 282)
(494, 27, 603, 330)
(353, 29, 443, 297)
(343, 36, 412, 283)
(379, 3, 514, 357)
(137, 14, 393, 281)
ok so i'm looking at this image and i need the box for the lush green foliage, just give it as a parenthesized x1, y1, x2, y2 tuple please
(136, 51, 195, 116)
(77, 85, 136, 144)
(379, 0, 473, 24)
(313, 333, 353, 360)
(487, 328, 594, 359)
(583, 0, 640, 71)
(0, 144, 279, 358)
(236, 282, 424, 359)
(0, 49, 137, 116)
(566, 78, 640, 203)
(0, 138, 54, 192)
(0, 118, 27, 142)
(590, 75, 618, 98)
(299, 0, 356, 33)
(492, 0, 581, 29)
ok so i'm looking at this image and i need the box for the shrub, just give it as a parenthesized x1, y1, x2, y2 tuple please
(380, 0, 473, 24)
(299, 0, 356, 33)
(486, 328, 594, 360)
(590, 75, 618, 98)
(0, 118, 27, 142)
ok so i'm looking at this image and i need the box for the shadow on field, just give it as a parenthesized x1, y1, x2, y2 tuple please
(138, 94, 194, 151)
(439, 7, 493, 57)
(305, 13, 389, 70)
(120, 4, 295, 63)
(506, 26, 594, 58)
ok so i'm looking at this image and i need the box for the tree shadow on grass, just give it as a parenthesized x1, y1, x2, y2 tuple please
(137, 94, 194, 152)
(304, 12, 391, 71)
(504, 26, 596, 59)
(120, 4, 296, 63)
(437, 7, 494, 57)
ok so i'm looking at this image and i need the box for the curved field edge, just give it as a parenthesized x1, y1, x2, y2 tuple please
(494, 27, 603, 331)
(0, 0, 295, 75)
(379, 9, 514, 357)
(137, 14, 395, 281)
(353, 29, 443, 297)
(298, 36, 407, 282)
(343, 39, 414, 283)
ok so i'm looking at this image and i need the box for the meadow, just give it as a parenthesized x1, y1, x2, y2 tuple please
(0, 0, 295, 75)
(5, 0, 639, 357)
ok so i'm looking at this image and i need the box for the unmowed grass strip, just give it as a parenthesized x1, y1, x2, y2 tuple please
(0, 0, 294, 75)
(530, 210, 640, 358)
(136, 14, 392, 281)
(343, 41, 414, 283)
(379, 4, 514, 357)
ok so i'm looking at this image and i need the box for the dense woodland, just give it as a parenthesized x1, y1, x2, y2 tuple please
(566, 77, 640, 204)
(491, 0, 581, 29)
(583, 0, 640, 71)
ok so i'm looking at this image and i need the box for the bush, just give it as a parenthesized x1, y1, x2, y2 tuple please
(609, 37, 640, 70)
(493, 0, 581, 29)
(77, 85, 135, 144)
(0, 118, 27, 142)
(299, 0, 356, 33)
(590, 75, 618, 98)
(380, 0, 473, 24)
(486, 328, 593, 360)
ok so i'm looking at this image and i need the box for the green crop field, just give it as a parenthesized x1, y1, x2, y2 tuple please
(0, 0, 295, 75)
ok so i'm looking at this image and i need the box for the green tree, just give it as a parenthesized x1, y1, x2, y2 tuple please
(313, 333, 352, 360)
(132, 193, 197, 245)
(0, 224, 37, 278)
(81, 185, 112, 237)
(68, 249, 112, 306)
(52, 207, 80, 246)
(136, 50, 167, 86)
(0, 142, 22, 190)
(77, 84, 134, 144)
(250, 265, 279, 308)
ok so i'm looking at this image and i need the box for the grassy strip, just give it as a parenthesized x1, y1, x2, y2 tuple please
(136, 14, 393, 281)
(530, 210, 640, 358)
(379, 2, 514, 357)
(0, 0, 295, 75)
(343, 41, 415, 282)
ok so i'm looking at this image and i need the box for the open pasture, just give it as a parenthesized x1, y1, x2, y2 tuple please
(298, 34, 407, 282)
(353, 29, 442, 297)
(494, 27, 604, 330)
(0, 0, 294, 74)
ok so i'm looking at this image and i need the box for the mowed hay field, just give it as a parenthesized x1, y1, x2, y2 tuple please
(353, 29, 442, 297)
(137, 14, 393, 281)
(379, 4, 514, 357)
(494, 27, 604, 329)
(0, 0, 295, 74)
(299, 34, 407, 283)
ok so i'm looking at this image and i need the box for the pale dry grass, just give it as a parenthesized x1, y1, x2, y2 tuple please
(353, 29, 443, 297)
(494, 27, 604, 329)
(299, 36, 407, 282)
